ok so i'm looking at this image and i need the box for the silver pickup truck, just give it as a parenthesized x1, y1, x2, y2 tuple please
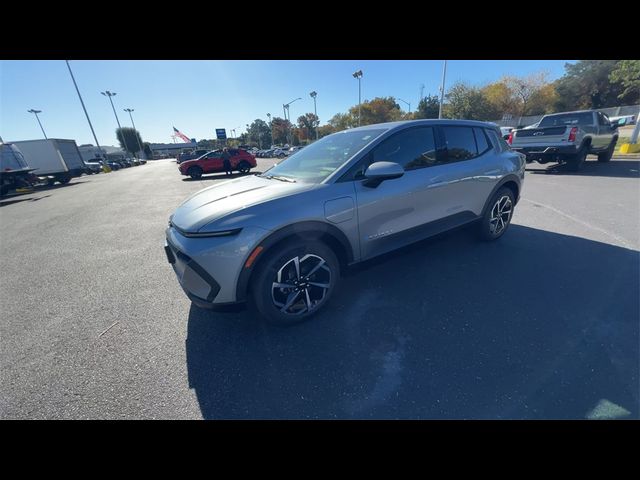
(509, 110, 620, 171)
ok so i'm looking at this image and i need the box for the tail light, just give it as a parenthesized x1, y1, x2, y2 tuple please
(568, 127, 578, 142)
(507, 132, 513, 145)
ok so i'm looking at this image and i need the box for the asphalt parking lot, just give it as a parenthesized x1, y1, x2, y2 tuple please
(1, 156, 638, 419)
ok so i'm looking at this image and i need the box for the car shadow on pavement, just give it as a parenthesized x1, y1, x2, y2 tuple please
(185, 224, 639, 420)
(526, 159, 639, 178)
(0, 194, 52, 207)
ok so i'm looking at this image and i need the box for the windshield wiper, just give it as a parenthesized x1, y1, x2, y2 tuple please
(262, 175, 296, 183)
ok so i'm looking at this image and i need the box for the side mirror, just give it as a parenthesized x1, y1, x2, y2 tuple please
(363, 161, 404, 188)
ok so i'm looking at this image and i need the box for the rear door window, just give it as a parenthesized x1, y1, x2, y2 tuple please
(441, 126, 478, 162)
(473, 128, 490, 155)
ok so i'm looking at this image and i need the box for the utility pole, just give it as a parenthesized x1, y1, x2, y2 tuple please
(65, 61, 108, 163)
(438, 60, 448, 119)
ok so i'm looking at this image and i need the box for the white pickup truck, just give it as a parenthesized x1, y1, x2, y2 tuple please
(508, 110, 620, 171)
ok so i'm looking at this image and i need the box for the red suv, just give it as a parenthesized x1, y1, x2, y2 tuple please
(179, 149, 257, 179)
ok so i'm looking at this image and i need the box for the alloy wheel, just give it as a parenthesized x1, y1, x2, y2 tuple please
(489, 195, 513, 236)
(271, 254, 331, 315)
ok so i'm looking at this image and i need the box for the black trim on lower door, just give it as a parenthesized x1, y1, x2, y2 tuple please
(362, 210, 479, 260)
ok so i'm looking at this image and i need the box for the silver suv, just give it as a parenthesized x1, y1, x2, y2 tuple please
(165, 120, 525, 325)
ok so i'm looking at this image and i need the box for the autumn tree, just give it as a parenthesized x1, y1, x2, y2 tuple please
(349, 97, 403, 126)
(270, 117, 292, 145)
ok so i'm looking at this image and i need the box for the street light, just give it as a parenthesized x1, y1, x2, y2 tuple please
(283, 97, 302, 145)
(439, 60, 448, 119)
(123, 108, 143, 158)
(27, 109, 47, 139)
(267, 113, 273, 147)
(310, 91, 318, 140)
(353, 70, 363, 126)
(65, 61, 107, 163)
(398, 98, 411, 114)
(101, 90, 130, 156)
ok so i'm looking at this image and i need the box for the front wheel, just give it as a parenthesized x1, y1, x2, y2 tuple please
(187, 166, 203, 180)
(237, 161, 251, 174)
(250, 240, 339, 326)
(479, 187, 515, 241)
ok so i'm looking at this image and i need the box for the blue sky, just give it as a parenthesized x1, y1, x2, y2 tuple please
(1, 60, 573, 146)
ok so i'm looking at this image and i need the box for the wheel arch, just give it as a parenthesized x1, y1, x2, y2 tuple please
(481, 174, 521, 217)
(235, 221, 354, 303)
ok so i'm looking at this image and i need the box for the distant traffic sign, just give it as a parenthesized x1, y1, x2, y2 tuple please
(215, 129, 227, 140)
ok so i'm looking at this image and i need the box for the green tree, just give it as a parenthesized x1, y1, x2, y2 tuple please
(246, 119, 271, 148)
(444, 82, 498, 120)
(270, 117, 291, 145)
(328, 112, 354, 131)
(116, 127, 144, 156)
(609, 60, 640, 104)
(142, 142, 153, 159)
(413, 94, 441, 119)
(554, 60, 624, 111)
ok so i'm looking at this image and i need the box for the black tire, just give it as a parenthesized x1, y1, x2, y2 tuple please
(58, 175, 71, 185)
(565, 147, 587, 172)
(188, 166, 203, 180)
(250, 239, 339, 326)
(597, 139, 616, 163)
(479, 187, 515, 241)
(237, 161, 251, 174)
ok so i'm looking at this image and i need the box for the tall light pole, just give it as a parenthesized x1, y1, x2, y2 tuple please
(438, 60, 448, 119)
(65, 60, 107, 162)
(398, 98, 411, 114)
(283, 97, 302, 145)
(27, 109, 48, 139)
(123, 108, 143, 158)
(309, 91, 318, 140)
(353, 70, 363, 126)
(267, 113, 273, 147)
(101, 90, 130, 156)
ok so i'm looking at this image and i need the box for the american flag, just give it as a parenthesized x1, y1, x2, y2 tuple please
(173, 126, 191, 143)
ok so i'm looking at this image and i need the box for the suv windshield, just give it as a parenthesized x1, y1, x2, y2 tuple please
(538, 112, 593, 127)
(261, 128, 386, 183)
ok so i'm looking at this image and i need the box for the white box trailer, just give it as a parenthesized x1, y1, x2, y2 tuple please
(11, 139, 86, 184)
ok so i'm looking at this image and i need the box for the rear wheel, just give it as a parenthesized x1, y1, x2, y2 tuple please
(598, 140, 616, 163)
(479, 187, 515, 241)
(237, 161, 251, 174)
(250, 240, 339, 326)
(188, 166, 203, 180)
(565, 147, 587, 172)
(58, 174, 71, 185)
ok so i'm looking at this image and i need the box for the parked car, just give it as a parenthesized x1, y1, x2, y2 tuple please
(177, 149, 209, 164)
(178, 148, 257, 179)
(106, 160, 121, 171)
(272, 148, 287, 158)
(83, 161, 103, 174)
(500, 127, 514, 140)
(165, 119, 525, 325)
(509, 110, 620, 171)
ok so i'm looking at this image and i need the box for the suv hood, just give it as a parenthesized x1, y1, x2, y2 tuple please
(170, 174, 315, 233)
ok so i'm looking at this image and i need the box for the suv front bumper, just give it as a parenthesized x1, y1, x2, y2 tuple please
(164, 225, 270, 306)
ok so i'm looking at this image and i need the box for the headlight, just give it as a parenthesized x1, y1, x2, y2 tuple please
(181, 228, 242, 238)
